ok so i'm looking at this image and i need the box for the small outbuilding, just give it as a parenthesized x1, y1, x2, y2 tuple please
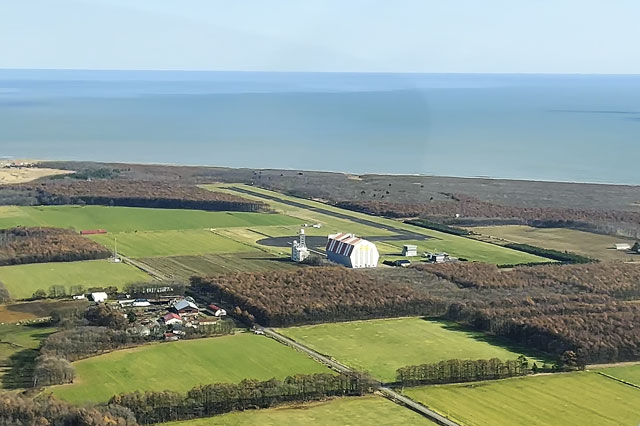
(89, 292, 108, 303)
(132, 299, 151, 308)
(615, 243, 632, 251)
(402, 244, 418, 257)
(208, 304, 227, 317)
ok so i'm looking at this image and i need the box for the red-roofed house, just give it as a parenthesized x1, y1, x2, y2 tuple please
(163, 312, 183, 326)
(208, 304, 227, 317)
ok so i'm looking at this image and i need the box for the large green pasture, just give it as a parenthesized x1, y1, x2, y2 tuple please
(405, 371, 640, 426)
(278, 317, 544, 382)
(90, 229, 260, 258)
(160, 396, 426, 426)
(208, 184, 549, 265)
(0, 205, 299, 233)
(51, 333, 332, 404)
(598, 364, 640, 386)
(0, 260, 151, 299)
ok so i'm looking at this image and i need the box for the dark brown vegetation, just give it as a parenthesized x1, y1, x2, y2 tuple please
(396, 357, 530, 386)
(3, 180, 267, 212)
(111, 374, 369, 425)
(337, 196, 640, 238)
(400, 263, 640, 364)
(0, 392, 137, 426)
(0, 227, 111, 267)
(191, 267, 447, 326)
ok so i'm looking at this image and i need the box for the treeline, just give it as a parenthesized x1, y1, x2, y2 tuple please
(416, 262, 640, 296)
(31, 285, 119, 300)
(110, 373, 369, 425)
(503, 243, 594, 264)
(406, 262, 640, 364)
(335, 197, 640, 238)
(123, 282, 186, 298)
(190, 268, 448, 327)
(0, 392, 138, 426)
(396, 357, 530, 386)
(7, 181, 267, 212)
(405, 219, 471, 236)
(0, 227, 111, 267)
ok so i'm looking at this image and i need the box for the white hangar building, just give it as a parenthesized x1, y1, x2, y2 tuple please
(325, 233, 379, 268)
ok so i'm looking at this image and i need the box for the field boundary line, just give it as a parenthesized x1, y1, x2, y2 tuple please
(596, 371, 640, 390)
(121, 256, 168, 281)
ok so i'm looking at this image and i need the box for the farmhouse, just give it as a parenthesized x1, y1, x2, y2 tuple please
(163, 312, 183, 325)
(326, 233, 379, 268)
(402, 244, 418, 257)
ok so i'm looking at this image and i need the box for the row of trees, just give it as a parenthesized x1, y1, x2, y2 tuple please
(396, 357, 530, 386)
(0, 227, 111, 267)
(190, 268, 448, 326)
(0, 392, 137, 426)
(32, 285, 118, 300)
(12, 181, 268, 212)
(503, 243, 594, 264)
(110, 374, 370, 424)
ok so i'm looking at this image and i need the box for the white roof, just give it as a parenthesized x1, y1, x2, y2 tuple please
(174, 299, 199, 311)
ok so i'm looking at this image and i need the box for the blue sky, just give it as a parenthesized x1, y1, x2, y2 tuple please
(1, 0, 638, 73)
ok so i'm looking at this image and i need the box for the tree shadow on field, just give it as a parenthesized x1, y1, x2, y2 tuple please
(1, 348, 38, 389)
(421, 317, 555, 365)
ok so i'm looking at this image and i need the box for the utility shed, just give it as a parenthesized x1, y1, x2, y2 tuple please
(326, 233, 379, 268)
(402, 244, 418, 257)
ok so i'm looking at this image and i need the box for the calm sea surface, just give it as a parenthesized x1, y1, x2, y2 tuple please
(1, 70, 639, 184)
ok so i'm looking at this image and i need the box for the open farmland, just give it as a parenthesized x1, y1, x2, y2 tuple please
(598, 364, 640, 386)
(160, 396, 426, 426)
(0, 324, 56, 389)
(208, 184, 549, 265)
(279, 317, 545, 382)
(90, 229, 260, 258)
(0, 260, 151, 299)
(472, 225, 638, 262)
(0, 205, 299, 232)
(0, 299, 88, 323)
(51, 333, 332, 404)
(405, 372, 640, 426)
(140, 252, 295, 281)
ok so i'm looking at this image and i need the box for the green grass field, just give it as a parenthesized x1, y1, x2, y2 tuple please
(0, 260, 151, 299)
(472, 225, 638, 262)
(405, 372, 640, 426)
(208, 184, 549, 265)
(139, 252, 295, 281)
(51, 333, 332, 404)
(598, 364, 640, 386)
(160, 396, 426, 426)
(279, 318, 545, 382)
(0, 205, 300, 233)
(90, 229, 261, 258)
(0, 324, 56, 389)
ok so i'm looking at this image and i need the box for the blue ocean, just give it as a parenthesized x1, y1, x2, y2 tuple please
(1, 70, 639, 184)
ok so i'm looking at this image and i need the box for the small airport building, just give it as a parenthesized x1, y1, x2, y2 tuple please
(402, 244, 418, 257)
(326, 233, 379, 268)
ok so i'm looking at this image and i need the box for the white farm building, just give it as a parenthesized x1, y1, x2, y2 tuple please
(326, 233, 379, 268)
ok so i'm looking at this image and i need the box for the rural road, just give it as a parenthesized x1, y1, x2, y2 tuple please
(226, 186, 434, 242)
(262, 327, 461, 426)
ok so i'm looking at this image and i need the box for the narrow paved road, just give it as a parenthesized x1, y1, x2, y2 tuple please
(261, 327, 461, 426)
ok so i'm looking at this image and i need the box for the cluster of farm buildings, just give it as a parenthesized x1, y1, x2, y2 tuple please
(81, 292, 227, 341)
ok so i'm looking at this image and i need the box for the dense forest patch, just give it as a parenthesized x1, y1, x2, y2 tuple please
(0, 227, 111, 266)
(191, 268, 446, 326)
(2, 181, 268, 212)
